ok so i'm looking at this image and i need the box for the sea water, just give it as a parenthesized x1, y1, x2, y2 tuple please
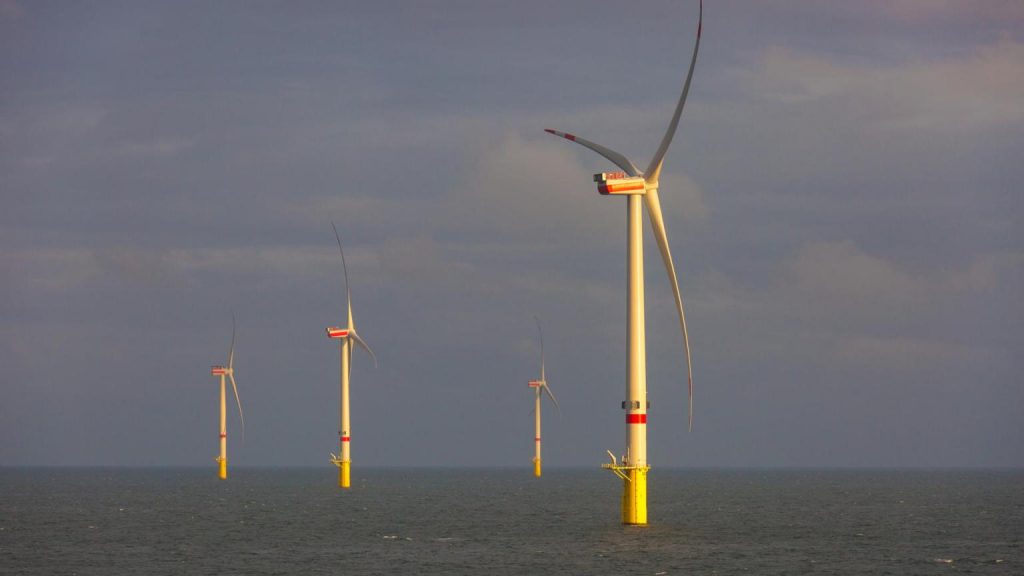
(1, 468, 1020, 574)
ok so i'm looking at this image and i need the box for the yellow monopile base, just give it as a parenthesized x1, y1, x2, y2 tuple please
(338, 460, 351, 489)
(621, 467, 649, 525)
(533, 458, 542, 478)
(603, 464, 649, 525)
(217, 457, 227, 480)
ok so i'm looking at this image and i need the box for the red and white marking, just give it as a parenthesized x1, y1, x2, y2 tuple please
(211, 366, 226, 376)
(528, 380, 542, 388)
(595, 172, 646, 195)
(544, 128, 576, 142)
(326, 327, 349, 339)
(626, 413, 648, 424)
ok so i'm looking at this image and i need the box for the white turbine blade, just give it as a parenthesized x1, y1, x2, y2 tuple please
(544, 129, 640, 176)
(644, 187, 695, 431)
(331, 222, 353, 327)
(542, 383, 561, 416)
(534, 315, 545, 381)
(228, 312, 236, 369)
(228, 372, 245, 441)
(350, 331, 378, 368)
(644, 0, 703, 183)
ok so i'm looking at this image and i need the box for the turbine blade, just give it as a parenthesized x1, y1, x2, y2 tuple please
(228, 372, 245, 442)
(544, 129, 640, 176)
(644, 187, 695, 431)
(331, 222, 353, 327)
(534, 315, 545, 381)
(644, 0, 703, 183)
(542, 383, 561, 415)
(350, 331, 378, 368)
(228, 311, 236, 369)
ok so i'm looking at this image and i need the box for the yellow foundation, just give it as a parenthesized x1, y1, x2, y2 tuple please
(605, 463, 649, 525)
(217, 457, 227, 480)
(338, 460, 351, 489)
(533, 458, 542, 477)
(621, 467, 649, 525)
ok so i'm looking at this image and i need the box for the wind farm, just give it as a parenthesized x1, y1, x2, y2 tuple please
(210, 315, 244, 480)
(325, 223, 377, 489)
(6, 1, 1021, 573)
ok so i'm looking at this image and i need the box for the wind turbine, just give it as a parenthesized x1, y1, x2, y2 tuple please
(210, 314, 244, 480)
(528, 316, 560, 477)
(544, 0, 701, 525)
(325, 222, 377, 489)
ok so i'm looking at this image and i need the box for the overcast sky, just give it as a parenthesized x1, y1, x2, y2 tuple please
(2, 0, 1021, 468)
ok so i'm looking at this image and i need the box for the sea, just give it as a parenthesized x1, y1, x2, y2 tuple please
(1, 468, 1020, 575)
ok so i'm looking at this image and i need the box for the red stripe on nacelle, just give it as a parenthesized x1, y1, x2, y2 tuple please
(326, 327, 349, 338)
(626, 413, 647, 424)
(528, 380, 542, 387)
(211, 366, 226, 375)
(599, 181, 646, 195)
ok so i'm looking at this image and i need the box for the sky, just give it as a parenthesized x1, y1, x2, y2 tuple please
(1, 0, 1021, 468)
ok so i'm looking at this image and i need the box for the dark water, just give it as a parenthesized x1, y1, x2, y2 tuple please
(1, 468, 1020, 575)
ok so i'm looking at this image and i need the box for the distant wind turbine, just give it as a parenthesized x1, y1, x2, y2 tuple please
(326, 223, 377, 489)
(528, 316, 560, 478)
(544, 0, 702, 525)
(210, 314, 244, 480)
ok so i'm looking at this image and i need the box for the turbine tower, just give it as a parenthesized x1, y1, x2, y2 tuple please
(528, 316, 560, 477)
(544, 1, 701, 525)
(210, 314, 244, 480)
(326, 222, 377, 489)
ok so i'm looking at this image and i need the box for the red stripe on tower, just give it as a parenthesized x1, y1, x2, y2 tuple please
(626, 414, 647, 424)
(340, 436, 350, 442)
(535, 437, 541, 442)
(219, 433, 227, 438)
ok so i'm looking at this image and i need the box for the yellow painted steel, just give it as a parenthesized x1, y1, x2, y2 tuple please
(621, 467, 649, 525)
(533, 458, 541, 478)
(603, 463, 649, 525)
(339, 460, 351, 488)
(330, 455, 351, 489)
(217, 457, 227, 480)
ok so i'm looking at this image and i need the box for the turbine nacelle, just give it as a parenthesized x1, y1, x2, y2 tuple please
(326, 327, 350, 339)
(595, 172, 647, 196)
(211, 366, 227, 376)
(528, 379, 544, 388)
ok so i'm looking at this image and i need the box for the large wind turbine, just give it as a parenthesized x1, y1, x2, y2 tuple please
(325, 222, 377, 489)
(210, 314, 244, 480)
(528, 316, 560, 477)
(544, 1, 701, 525)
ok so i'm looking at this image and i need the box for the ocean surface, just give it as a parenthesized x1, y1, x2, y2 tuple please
(1, 468, 1020, 575)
